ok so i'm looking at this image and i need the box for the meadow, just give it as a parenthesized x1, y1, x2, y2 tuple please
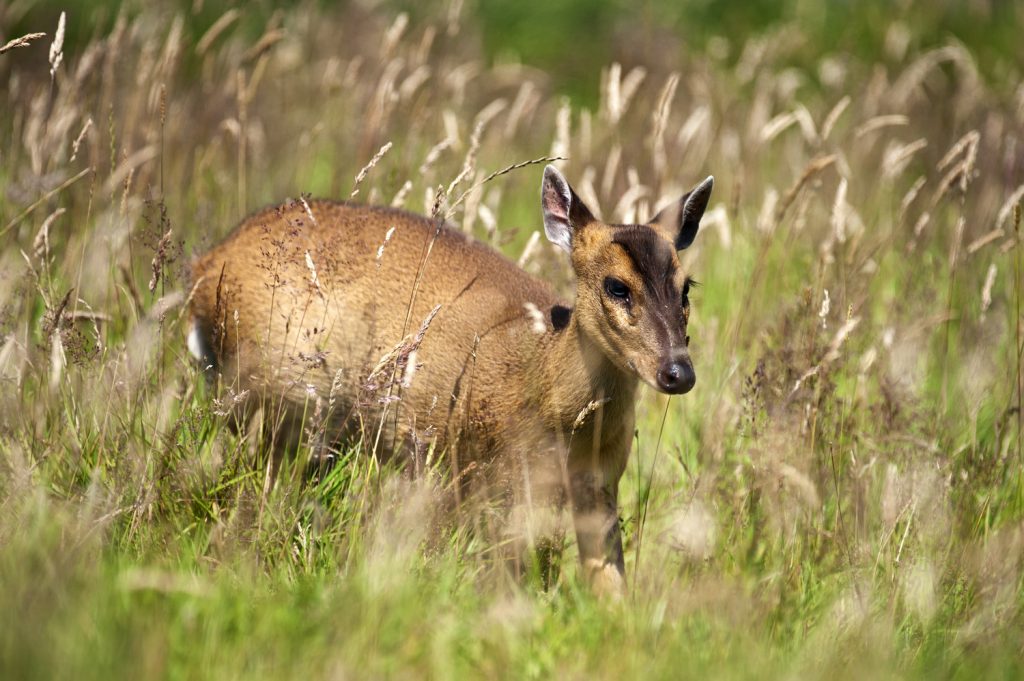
(1, 1, 1023, 678)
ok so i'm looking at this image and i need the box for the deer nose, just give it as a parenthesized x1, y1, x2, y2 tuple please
(656, 360, 695, 394)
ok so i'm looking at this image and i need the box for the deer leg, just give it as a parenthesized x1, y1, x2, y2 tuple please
(569, 469, 625, 597)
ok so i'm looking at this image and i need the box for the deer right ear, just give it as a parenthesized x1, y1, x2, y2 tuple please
(541, 165, 574, 253)
(541, 165, 597, 253)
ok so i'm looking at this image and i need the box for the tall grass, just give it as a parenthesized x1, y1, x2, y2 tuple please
(1, 3, 1022, 678)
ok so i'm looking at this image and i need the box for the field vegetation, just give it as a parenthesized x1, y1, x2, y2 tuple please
(1, 1, 1023, 678)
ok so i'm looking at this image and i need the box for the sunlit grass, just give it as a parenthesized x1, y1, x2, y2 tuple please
(1, 2, 1022, 679)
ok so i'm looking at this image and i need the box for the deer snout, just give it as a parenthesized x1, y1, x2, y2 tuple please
(656, 357, 695, 394)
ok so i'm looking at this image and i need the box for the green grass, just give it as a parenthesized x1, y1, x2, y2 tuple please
(1, 1, 1023, 678)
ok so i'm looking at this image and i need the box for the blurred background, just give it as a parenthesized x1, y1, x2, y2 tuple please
(1, 1, 1023, 679)
(6, 0, 1024, 101)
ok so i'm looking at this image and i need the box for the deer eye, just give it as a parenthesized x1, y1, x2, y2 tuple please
(682, 276, 698, 306)
(603, 277, 631, 303)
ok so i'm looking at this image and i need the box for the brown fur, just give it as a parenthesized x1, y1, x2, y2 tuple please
(188, 169, 711, 594)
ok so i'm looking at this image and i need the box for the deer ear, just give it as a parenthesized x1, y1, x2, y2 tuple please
(541, 164, 594, 253)
(650, 175, 714, 250)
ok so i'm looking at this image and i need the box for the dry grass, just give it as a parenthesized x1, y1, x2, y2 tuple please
(0, 3, 1022, 679)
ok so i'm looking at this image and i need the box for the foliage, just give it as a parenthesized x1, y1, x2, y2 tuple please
(1, 1, 1023, 678)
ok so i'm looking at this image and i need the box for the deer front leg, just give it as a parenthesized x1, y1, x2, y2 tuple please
(569, 468, 625, 598)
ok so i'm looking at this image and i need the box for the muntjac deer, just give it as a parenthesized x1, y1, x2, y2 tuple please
(187, 165, 713, 594)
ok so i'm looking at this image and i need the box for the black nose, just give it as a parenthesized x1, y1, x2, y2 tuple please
(656, 361, 696, 394)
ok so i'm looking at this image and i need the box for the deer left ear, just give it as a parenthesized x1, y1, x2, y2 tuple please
(650, 175, 714, 251)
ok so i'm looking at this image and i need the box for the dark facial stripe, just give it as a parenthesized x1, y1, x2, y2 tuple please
(611, 225, 688, 347)
(611, 226, 678, 300)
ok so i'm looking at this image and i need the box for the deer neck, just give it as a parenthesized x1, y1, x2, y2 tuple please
(534, 311, 638, 429)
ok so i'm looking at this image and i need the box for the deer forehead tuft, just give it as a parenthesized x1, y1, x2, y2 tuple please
(610, 224, 679, 288)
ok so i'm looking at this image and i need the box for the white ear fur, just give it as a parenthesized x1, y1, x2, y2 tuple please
(541, 164, 573, 254)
